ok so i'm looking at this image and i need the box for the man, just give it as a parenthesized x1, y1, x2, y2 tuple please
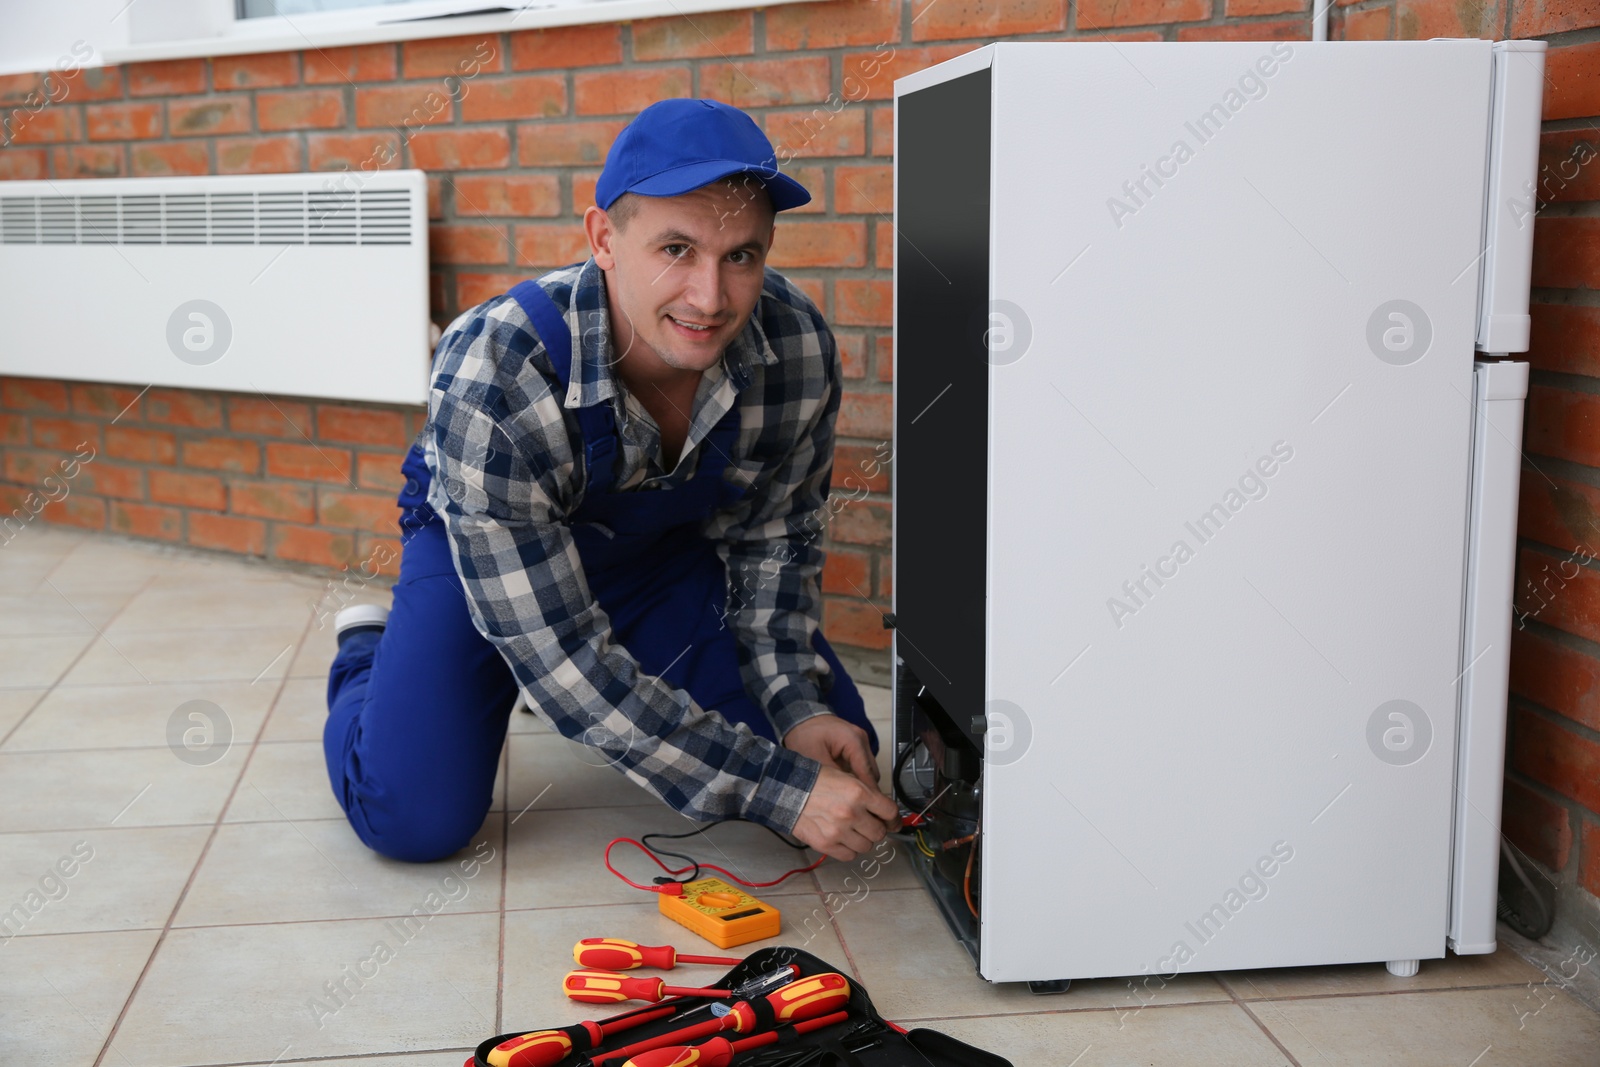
(324, 99, 901, 865)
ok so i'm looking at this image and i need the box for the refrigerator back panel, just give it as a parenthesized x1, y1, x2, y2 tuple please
(971, 41, 1493, 981)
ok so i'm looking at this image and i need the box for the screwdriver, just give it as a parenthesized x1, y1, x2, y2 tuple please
(591, 973, 853, 1065)
(564, 970, 734, 1005)
(483, 1003, 676, 1067)
(618, 1010, 851, 1067)
(575, 938, 743, 971)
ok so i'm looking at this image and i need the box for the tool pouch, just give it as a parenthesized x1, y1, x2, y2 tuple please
(468, 945, 1012, 1067)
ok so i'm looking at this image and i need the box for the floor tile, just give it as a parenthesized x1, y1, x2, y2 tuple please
(828, 886, 1229, 1020)
(0, 825, 209, 935)
(105, 574, 322, 635)
(933, 1002, 1288, 1066)
(112, 913, 501, 1066)
(0, 585, 131, 635)
(0, 745, 242, 831)
(506, 732, 662, 813)
(1222, 944, 1545, 1000)
(506, 806, 826, 912)
(260, 676, 332, 743)
(225, 740, 348, 823)
(0, 686, 45, 740)
(176, 816, 503, 928)
(58, 625, 304, 686)
(500, 899, 854, 1029)
(1259, 985, 1600, 1066)
(289, 623, 340, 679)
(0, 632, 93, 689)
(0, 929, 161, 1067)
(812, 832, 924, 895)
(4, 679, 279, 752)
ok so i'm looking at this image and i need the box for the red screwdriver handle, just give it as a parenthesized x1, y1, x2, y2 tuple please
(485, 1004, 677, 1067)
(564, 970, 734, 1005)
(619, 1010, 853, 1067)
(574, 938, 743, 971)
(594, 973, 852, 1064)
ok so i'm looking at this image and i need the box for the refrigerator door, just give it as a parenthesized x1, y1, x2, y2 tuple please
(979, 41, 1494, 981)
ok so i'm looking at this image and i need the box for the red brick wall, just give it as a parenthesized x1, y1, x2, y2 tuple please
(2, 3, 1599, 911)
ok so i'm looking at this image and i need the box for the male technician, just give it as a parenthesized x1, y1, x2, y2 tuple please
(324, 99, 900, 865)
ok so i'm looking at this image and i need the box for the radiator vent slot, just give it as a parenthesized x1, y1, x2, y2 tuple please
(0, 188, 413, 246)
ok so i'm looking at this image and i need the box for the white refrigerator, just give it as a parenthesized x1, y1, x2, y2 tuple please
(889, 39, 1544, 985)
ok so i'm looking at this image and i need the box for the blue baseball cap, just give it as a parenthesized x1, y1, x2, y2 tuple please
(595, 98, 811, 214)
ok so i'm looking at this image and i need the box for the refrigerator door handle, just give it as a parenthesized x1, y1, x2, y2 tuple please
(1475, 40, 1547, 354)
(1449, 359, 1530, 954)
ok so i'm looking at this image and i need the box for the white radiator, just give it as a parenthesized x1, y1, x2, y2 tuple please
(0, 170, 431, 406)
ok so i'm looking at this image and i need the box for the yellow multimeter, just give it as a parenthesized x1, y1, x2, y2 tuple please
(658, 877, 782, 949)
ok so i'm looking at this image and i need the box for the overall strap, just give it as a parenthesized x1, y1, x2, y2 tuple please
(506, 278, 620, 497)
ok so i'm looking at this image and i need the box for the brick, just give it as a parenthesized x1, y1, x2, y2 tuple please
(792, 276, 825, 310)
(212, 52, 299, 90)
(1226, 0, 1305, 12)
(833, 443, 890, 493)
(914, 0, 1067, 39)
(822, 546, 872, 595)
(510, 24, 623, 71)
(105, 426, 176, 465)
(168, 96, 250, 137)
(766, 0, 903, 50)
(51, 144, 126, 178)
(837, 391, 892, 438)
(1516, 545, 1600, 646)
(1537, 131, 1600, 206)
(783, 165, 827, 214)
(149, 469, 225, 510)
(0, 413, 24, 446)
(834, 279, 891, 327)
(1583, 820, 1600, 898)
(272, 523, 359, 567)
(1501, 777, 1572, 871)
(1177, 18, 1306, 39)
(823, 597, 893, 650)
(764, 107, 867, 160)
(877, 559, 892, 598)
(228, 396, 313, 438)
(875, 335, 893, 382)
(230, 480, 315, 523)
(1513, 0, 1600, 36)
(871, 106, 892, 156)
(109, 500, 182, 541)
(518, 119, 627, 166)
(574, 68, 692, 117)
(431, 222, 512, 265)
(78, 463, 143, 500)
(67, 383, 141, 419)
(32, 417, 100, 452)
(319, 489, 400, 534)
(356, 84, 453, 130)
(304, 44, 398, 84)
(38, 494, 106, 531)
(258, 88, 344, 131)
(131, 142, 209, 177)
(6, 105, 81, 145)
(460, 74, 566, 122)
(317, 405, 410, 448)
(58, 66, 124, 102)
(633, 11, 754, 60)
(3, 450, 56, 485)
(1077, 0, 1209, 27)
(0, 72, 41, 106)
(408, 128, 511, 170)
(401, 35, 503, 79)
(452, 174, 561, 218)
(308, 132, 401, 172)
(768, 221, 867, 269)
(1542, 42, 1600, 121)
(427, 176, 445, 220)
(1529, 303, 1600, 378)
(837, 332, 866, 379)
(457, 272, 528, 309)
(515, 224, 591, 269)
(86, 101, 161, 140)
(356, 452, 408, 492)
(1517, 473, 1600, 556)
(875, 219, 893, 269)
(216, 135, 303, 174)
(1533, 217, 1600, 290)
(701, 57, 832, 109)
(1526, 385, 1600, 468)
(182, 437, 261, 474)
(0, 149, 48, 180)
(127, 59, 206, 97)
(1511, 628, 1600, 735)
(572, 170, 600, 214)
(1339, 6, 1392, 38)
(842, 45, 971, 103)
(3, 378, 69, 412)
(830, 499, 891, 547)
(266, 442, 354, 484)
(145, 388, 222, 429)
(357, 534, 404, 577)
(834, 165, 892, 216)
(188, 512, 266, 555)
(1510, 706, 1600, 813)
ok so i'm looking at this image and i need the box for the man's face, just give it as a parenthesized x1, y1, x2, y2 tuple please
(585, 179, 776, 374)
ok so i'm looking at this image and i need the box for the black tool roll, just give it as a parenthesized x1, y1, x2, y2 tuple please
(468, 945, 1011, 1067)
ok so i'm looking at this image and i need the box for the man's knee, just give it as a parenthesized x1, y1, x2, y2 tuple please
(353, 796, 492, 864)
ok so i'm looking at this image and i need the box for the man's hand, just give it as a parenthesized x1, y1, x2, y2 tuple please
(782, 714, 879, 787)
(790, 765, 901, 862)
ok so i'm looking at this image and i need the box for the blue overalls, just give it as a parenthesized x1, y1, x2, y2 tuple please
(324, 280, 877, 862)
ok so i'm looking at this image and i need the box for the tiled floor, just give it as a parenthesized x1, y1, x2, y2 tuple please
(3, 526, 1598, 1067)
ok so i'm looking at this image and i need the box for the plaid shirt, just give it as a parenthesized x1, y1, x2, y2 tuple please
(423, 256, 842, 833)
